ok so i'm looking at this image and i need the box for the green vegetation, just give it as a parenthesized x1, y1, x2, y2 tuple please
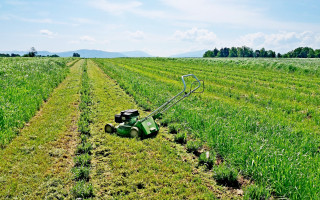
(71, 59, 94, 198)
(243, 184, 271, 200)
(93, 57, 320, 199)
(0, 57, 75, 147)
(199, 150, 216, 169)
(86, 60, 233, 199)
(213, 164, 239, 188)
(204, 46, 320, 58)
(0, 60, 82, 199)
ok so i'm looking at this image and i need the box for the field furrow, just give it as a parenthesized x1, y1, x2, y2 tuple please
(87, 60, 240, 199)
(93, 58, 320, 199)
(0, 59, 83, 199)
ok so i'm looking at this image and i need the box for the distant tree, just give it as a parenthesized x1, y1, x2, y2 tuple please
(237, 47, 244, 57)
(259, 48, 267, 57)
(203, 50, 214, 57)
(315, 49, 320, 58)
(28, 47, 37, 57)
(73, 53, 80, 57)
(50, 54, 59, 57)
(217, 50, 222, 57)
(213, 48, 219, 57)
(243, 46, 253, 57)
(218, 48, 229, 57)
(254, 50, 260, 57)
(11, 53, 20, 57)
(229, 47, 237, 57)
(267, 50, 276, 58)
(0, 53, 10, 57)
(307, 48, 315, 58)
(277, 53, 282, 58)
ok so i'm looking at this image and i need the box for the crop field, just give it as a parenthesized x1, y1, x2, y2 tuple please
(0, 57, 320, 199)
(94, 57, 320, 199)
(0, 57, 76, 147)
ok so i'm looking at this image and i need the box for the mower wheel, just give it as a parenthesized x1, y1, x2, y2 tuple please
(105, 123, 115, 133)
(130, 127, 140, 138)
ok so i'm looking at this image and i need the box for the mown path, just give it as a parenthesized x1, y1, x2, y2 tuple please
(87, 60, 239, 199)
(0, 59, 240, 199)
(0, 60, 83, 199)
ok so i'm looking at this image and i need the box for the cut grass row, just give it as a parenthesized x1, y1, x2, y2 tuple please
(101, 59, 320, 135)
(86, 60, 239, 199)
(71, 59, 94, 198)
(0, 59, 82, 199)
(93, 58, 320, 199)
(0, 57, 76, 147)
(109, 58, 320, 125)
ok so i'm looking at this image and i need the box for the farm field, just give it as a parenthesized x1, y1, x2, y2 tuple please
(1, 57, 320, 199)
(0, 57, 77, 147)
(93, 57, 320, 199)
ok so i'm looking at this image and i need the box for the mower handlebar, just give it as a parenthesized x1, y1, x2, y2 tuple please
(181, 74, 201, 95)
(142, 74, 203, 121)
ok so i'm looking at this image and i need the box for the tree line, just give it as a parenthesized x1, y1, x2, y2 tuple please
(0, 47, 81, 58)
(203, 46, 320, 58)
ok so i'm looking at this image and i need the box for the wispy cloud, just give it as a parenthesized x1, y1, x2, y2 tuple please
(162, 0, 263, 23)
(89, 0, 142, 15)
(127, 30, 146, 41)
(40, 29, 56, 38)
(173, 28, 217, 43)
(3, 14, 69, 25)
(89, 0, 167, 19)
(237, 31, 320, 52)
(80, 35, 96, 42)
(71, 17, 98, 25)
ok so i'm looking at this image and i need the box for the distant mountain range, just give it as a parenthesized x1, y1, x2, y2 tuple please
(0, 49, 153, 58)
(0, 49, 206, 58)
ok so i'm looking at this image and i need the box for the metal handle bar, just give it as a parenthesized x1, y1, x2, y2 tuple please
(181, 74, 201, 95)
(142, 74, 202, 121)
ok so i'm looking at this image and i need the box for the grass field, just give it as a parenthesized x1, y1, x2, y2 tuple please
(93, 57, 320, 199)
(0, 57, 77, 147)
(0, 57, 319, 199)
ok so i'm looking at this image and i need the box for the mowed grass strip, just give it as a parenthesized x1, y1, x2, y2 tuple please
(0, 57, 75, 147)
(0, 59, 83, 199)
(87, 60, 240, 199)
(94, 58, 320, 199)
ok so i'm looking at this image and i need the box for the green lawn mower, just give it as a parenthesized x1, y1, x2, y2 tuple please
(105, 74, 203, 138)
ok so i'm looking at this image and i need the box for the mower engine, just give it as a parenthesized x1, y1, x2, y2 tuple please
(105, 109, 159, 138)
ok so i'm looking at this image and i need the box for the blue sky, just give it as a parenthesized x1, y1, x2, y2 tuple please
(0, 0, 320, 56)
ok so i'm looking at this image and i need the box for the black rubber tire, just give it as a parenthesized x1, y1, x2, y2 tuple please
(130, 127, 139, 138)
(105, 123, 114, 133)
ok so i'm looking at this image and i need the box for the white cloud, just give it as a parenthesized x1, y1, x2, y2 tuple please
(40, 29, 56, 38)
(173, 28, 217, 43)
(80, 36, 96, 42)
(234, 31, 320, 52)
(161, 0, 264, 25)
(127, 30, 146, 41)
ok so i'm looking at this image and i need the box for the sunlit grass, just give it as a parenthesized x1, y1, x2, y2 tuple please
(94, 57, 320, 199)
(0, 57, 76, 147)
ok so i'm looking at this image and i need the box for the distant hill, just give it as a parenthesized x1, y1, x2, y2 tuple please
(170, 50, 206, 58)
(121, 51, 152, 57)
(0, 49, 152, 58)
(56, 49, 126, 58)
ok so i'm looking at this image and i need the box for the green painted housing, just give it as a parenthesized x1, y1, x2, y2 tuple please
(136, 117, 159, 136)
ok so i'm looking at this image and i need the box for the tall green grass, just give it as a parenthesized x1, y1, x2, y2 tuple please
(0, 57, 74, 147)
(71, 59, 94, 198)
(93, 57, 320, 199)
